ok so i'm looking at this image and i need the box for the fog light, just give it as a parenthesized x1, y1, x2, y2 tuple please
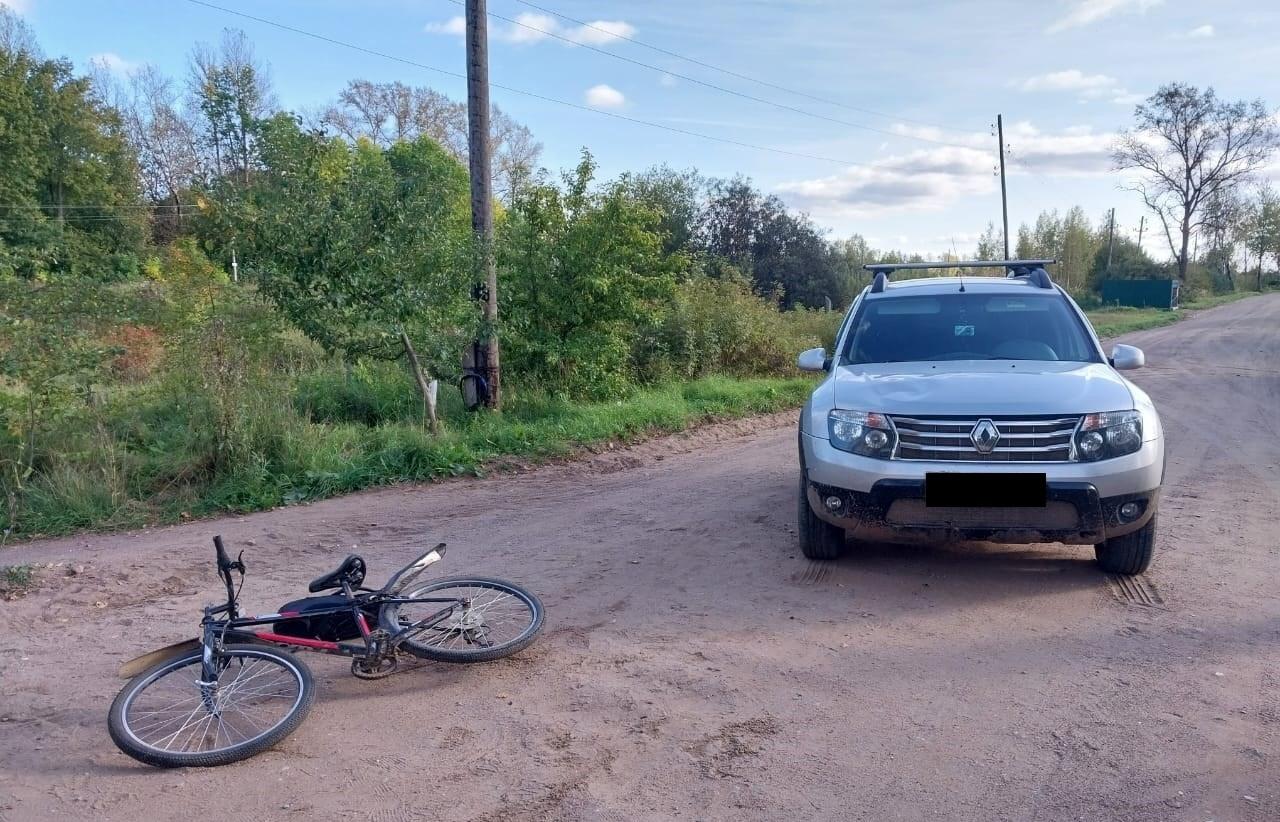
(1119, 501, 1142, 521)
(824, 495, 844, 513)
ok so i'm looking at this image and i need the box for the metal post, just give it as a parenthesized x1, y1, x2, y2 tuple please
(997, 114, 1010, 260)
(1106, 208, 1116, 275)
(465, 0, 500, 410)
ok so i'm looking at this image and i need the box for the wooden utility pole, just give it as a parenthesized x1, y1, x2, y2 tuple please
(1136, 215, 1145, 250)
(997, 114, 1010, 259)
(465, 0, 500, 409)
(1105, 208, 1116, 275)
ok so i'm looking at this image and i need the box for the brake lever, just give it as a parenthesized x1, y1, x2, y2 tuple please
(232, 550, 246, 575)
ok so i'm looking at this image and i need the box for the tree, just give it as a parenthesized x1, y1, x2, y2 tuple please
(210, 115, 476, 403)
(0, 16, 145, 279)
(320, 79, 541, 200)
(189, 29, 275, 185)
(699, 176, 842, 308)
(499, 151, 680, 399)
(1114, 83, 1279, 281)
(1237, 185, 1280, 290)
(118, 65, 201, 240)
(619, 165, 703, 258)
(975, 222, 1003, 261)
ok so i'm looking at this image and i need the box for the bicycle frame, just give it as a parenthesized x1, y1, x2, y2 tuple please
(201, 588, 469, 660)
(197, 536, 471, 683)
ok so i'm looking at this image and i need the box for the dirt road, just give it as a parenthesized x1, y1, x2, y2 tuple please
(2, 295, 1278, 822)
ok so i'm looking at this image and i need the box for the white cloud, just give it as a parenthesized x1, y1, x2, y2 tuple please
(0, 0, 31, 15)
(571, 20, 636, 45)
(584, 84, 625, 109)
(501, 12, 559, 43)
(429, 12, 637, 47)
(89, 52, 138, 77)
(424, 16, 466, 35)
(1182, 24, 1215, 38)
(1018, 69, 1118, 94)
(1047, 0, 1164, 33)
(659, 73, 677, 88)
(777, 147, 996, 218)
(777, 122, 1117, 218)
(1015, 69, 1145, 105)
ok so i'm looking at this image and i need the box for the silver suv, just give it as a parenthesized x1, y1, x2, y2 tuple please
(796, 261, 1163, 575)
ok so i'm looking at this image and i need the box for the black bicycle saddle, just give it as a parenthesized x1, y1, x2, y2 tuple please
(307, 555, 367, 593)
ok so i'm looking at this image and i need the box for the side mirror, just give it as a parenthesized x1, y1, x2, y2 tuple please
(1110, 344, 1145, 370)
(797, 347, 829, 372)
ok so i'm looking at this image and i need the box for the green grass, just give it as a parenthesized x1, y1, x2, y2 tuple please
(1085, 307, 1182, 338)
(5, 375, 815, 540)
(1, 564, 35, 596)
(1182, 290, 1264, 310)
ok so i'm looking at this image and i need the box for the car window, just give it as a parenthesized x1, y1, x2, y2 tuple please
(842, 292, 1101, 364)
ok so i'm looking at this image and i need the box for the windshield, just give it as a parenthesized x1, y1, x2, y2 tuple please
(842, 292, 1101, 364)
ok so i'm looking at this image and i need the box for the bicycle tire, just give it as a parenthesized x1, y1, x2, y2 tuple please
(380, 576, 544, 663)
(108, 643, 315, 768)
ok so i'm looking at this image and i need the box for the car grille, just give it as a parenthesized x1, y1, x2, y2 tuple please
(889, 415, 1081, 462)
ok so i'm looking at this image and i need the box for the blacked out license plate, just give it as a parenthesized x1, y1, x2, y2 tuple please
(925, 473, 1047, 508)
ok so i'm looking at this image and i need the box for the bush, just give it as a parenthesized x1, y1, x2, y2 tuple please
(642, 274, 841, 380)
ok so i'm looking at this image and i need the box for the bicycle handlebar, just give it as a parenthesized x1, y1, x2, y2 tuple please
(212, 535, 244, 613)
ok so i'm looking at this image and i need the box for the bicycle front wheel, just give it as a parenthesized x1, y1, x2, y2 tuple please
(381, 576, 544, 663)
(108, 643, 315, 768)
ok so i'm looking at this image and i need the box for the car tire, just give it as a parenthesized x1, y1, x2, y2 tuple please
(798, 475, 846, 560)
(1094, 515, 1156, 575)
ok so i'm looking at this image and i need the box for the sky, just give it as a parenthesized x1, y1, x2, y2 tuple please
(6, 0, 1280, 259)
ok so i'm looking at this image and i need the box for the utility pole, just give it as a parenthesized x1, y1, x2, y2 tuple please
(1136, 215, 1145, 250)
(997, 114, 1010, 259)
(1105, 208, 1116, 275)
(465, 0, 500, 410)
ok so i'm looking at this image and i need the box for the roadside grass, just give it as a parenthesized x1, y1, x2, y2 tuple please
(6, 375, 815, 540)
(1182, 290, 1265, 310)
(1085, 307, 1182, 338)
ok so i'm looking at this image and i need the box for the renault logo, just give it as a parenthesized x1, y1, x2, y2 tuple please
(971, 419, 1001, 453)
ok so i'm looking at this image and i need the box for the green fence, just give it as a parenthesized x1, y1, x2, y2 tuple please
(1100, 279, 1180, 309)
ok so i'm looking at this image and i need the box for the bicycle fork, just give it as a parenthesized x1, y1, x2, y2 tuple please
(197, 625, 222, 716)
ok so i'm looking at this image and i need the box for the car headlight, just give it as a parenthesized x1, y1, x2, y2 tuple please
(828, 410, 897, 459)
(1075, 410, 1142, 461)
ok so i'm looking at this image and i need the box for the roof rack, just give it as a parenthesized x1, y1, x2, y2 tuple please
(863, 259, 1058, 292)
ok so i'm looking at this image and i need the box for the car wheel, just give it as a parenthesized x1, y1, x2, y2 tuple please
(1094, 515, 1156, 575)
(798, 475, 846, 560)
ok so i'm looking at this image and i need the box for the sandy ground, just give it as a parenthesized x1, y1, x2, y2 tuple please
(2, 295, 1278, 822)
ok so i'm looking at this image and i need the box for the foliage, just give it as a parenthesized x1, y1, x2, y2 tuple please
(0, 17, 146, 279)
(320, 79, 541, 201)
(206, 115, 477, 374)
(699, 176, 848, 308)
(500, 151, 681, 399)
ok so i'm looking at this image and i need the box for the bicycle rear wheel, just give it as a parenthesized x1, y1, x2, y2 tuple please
(108, 643, 314, 768)
(380, 576, 543, 663)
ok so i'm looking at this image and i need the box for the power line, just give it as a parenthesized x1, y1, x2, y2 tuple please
(182, 0, 876, 168)
(508, 0, 976, 134)
(0, 203, 196, 210)
(442, 0, 977, 151)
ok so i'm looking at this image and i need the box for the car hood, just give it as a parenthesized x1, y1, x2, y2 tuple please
(831, 361, 1134, 416)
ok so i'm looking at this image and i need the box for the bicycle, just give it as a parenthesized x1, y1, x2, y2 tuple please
(108, 535, 543, 768)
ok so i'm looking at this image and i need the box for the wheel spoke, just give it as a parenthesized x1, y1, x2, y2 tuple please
(119, 649, 304, 759)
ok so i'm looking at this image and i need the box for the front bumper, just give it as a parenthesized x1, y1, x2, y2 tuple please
(800, 431, 1162, 545)
(806, 479, 1157, 545)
